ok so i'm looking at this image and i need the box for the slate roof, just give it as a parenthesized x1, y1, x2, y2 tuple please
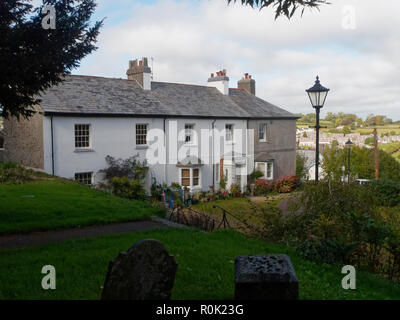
(40, 75, 297, 119)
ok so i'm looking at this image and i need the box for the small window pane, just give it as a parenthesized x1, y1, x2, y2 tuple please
(75, 172, 93, 186)
(185, 124, 194, 143)
(259, 123, 267, 141)
(181, 169, 190, 186)
(136, 124, 148, 145)
(226, 124, 233, 141)
(75, 124, 90, 148)
(193, 169, 199, 186)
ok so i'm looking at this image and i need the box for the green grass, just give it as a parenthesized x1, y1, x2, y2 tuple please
(0, 228, 399, 300)
(192, 196, 286, 228)
(0, 179, 163, 234)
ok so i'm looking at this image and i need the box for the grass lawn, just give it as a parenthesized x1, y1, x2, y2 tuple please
(191, 195, 288, 228)
(0, 179, 163, 234)
(0, 228, 399, 300)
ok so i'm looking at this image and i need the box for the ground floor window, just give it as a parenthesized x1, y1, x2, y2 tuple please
(180, 168, 201, 188)
(75, 172, 93, 186)
(255, 161, 273, 180)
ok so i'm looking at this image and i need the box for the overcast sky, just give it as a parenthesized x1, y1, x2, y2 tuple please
(70, 0, 400, 120)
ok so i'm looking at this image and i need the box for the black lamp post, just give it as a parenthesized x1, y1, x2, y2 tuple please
(345, 138, 353, 182)
(306, 76, 330, 182)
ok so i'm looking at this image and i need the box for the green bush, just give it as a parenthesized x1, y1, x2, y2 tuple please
(111, 176, 146, 200)
(368, 179, 400, 207)
(296, 154, 307, 180)
(0, 162, 33, 184)
(263, 180, 399, 279)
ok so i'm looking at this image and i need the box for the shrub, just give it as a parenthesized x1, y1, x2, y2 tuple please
(263, 180, 400, 279)
(0, 162, 33, 184)
(111, 177, 146, 200)
(254, 179, 274, 195)
(250, 170, 264, 181)
(274, 176, 299, 193)
(296, 154, 307, 180)
(368, 179, 400, 207)
(99, 155, 148, 183)
(229, 184, 242, 197)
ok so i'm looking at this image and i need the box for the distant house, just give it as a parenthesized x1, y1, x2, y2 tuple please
(297, 149, 324, 181)
(3, 57, 298, 192)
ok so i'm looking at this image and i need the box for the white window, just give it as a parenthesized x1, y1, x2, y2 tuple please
(180, 168, 201, 188)
(255, 161, 274, 180)
(215, 164, 220, 182)
(185, 124, 195, 144)
(75, 172, 93, 186)
(136, 124, 148, 145)
(259, 123, 267, 142)
(75, 124, 91, 149)
(225, 124, 234, 142)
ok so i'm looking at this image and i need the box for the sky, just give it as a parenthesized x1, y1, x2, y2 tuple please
(60, 0, 400, 120)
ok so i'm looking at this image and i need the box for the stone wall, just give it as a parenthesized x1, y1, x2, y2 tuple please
(3, 109, 44, 169)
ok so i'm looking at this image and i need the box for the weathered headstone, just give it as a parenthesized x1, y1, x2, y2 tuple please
(101, 239, 177, 300)
(234, 254, 298, 300)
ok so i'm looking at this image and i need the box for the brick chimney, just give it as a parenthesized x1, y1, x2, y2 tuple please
(126, 57, 152, 90)
(238, 73, 255, 95)
(207, 69, 229, 95)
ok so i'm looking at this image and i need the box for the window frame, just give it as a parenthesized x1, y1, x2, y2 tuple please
(74, 172, 93, 186)
(255, 161, 274, 180)
(184, 123, 195, 145)
(136, 123, 149, 146)
(259, 123, 267, 142)
(74, 124, 91, 150)
(179, 168, 201, 189)
(225, 124, 234, 142)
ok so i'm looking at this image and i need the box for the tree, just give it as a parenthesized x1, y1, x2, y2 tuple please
(228, 0, 329, 19)
(322, 146, 400, 182)
(0, 0, 103, 119)
(296, 154, 307, 180)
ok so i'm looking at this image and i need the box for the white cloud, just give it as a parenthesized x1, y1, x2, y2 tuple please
(76, 0, 400, 120)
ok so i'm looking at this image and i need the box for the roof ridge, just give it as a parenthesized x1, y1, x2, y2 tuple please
(152, 81, 215, 89)
(65, 74, 128, 81)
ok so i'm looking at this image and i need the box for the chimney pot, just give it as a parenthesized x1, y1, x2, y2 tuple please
(126, 57, 152, 90)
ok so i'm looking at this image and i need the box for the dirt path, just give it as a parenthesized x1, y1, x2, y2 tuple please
(0, 218, 168, 250)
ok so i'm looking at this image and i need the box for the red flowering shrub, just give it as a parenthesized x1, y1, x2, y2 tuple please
(274, 176, 299, 193)
(254, 179, 274, 195)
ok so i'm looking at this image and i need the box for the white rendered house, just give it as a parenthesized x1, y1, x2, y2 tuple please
(3, 58, 298, 193)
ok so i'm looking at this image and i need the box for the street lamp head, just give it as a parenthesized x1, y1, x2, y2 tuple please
(345, 138, 353, 148)
(306, 76, 330, 109)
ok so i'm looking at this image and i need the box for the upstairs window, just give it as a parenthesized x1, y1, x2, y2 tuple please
(185, 124, 194, 144)
(75, 124, 90, 149)
(225, 124, 234, 142)
(259, 123, 267, 142)
(75, 172, 93, 186)
(136, 124, 148, 145)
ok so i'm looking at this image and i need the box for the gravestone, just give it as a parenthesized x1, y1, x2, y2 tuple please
(234, 254, 298, 300)
(101, 239, 177, 300)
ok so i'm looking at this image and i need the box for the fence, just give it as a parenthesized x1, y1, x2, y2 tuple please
(168, 202, 263, 236)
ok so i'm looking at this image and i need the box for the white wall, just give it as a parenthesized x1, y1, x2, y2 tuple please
(43, 116, 252, 192)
